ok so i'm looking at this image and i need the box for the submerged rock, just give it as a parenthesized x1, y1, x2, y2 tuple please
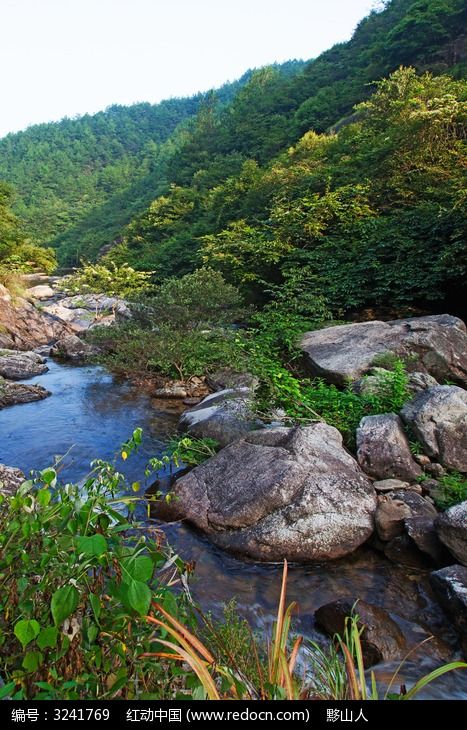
(401, 386, 467, 472)
(356, 414, 422, 481)
(0, 350, 48, 380)
(0, 377, 51, 408)
(315, 598, 407, 666)
(300, 315, 467, 386)
(166, 423, 377, 562)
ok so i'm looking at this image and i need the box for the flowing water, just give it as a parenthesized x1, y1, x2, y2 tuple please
(2, 359, 466, 698)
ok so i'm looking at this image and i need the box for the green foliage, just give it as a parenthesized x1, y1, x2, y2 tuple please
(61, 261, 153, 298)
(433, 471, 467, 510)
(0, 434, 192, 699)
(166, 436, 220, 467)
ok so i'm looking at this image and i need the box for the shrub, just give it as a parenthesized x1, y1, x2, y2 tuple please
(62, 261, 153, 298)
(433, 471, 467, 510)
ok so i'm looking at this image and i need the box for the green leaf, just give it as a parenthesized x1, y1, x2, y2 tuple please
(89, 593, 101, 622)
(121, 554, 153, 583)
(127, 579, 151, 615)
(40, 468, 57, 486)
(22, 650, 43, 672)
(37, 626, 58, 650)
(37, 489, 52, 507)
(51, 586, 79, 626)
(76, 534, 108, 557)
(14, 619, 40, 648)
(0, 681, 16, 699)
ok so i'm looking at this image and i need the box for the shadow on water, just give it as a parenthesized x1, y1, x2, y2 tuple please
(2, 360, 466, 699)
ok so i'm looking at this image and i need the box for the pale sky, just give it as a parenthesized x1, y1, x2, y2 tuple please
(1, 0, 377, 138)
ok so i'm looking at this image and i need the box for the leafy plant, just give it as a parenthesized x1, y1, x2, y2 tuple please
(62, 261, 153, 298)
(0, 431, 192, 700)
(166, 436, 220, 467)
(432, 471, 467, 510)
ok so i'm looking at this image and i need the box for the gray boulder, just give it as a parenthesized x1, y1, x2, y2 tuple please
(43, 294, 131, 332)
(179, 388, 262, 448)
(300, 315, 467, 386)
(401, 386, 467, 472)
(25, 284, 55, 300)
(164, 423, 377, 562)
(436, 502, 467, 566)
(0, 465, 26, 497)
(356, 414, 422, 481)
(0, 350, 48, 380)
(206, 368, 259, 392)
(51, 335, 96, 361)
(430, 565, 467, 655)
(0, 377, 51, 408)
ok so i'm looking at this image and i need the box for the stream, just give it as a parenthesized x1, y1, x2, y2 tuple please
(2, 359, 467, 699)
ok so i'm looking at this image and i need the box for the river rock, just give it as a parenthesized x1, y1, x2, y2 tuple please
(407, 371, 439, 394)
(25, 284, 55, 300)
(0, 377, 51, 408)
(356, 414, 422, 481)
(179, 388, 262, 448)
(0, 350, 48, 380)
(0, 465, 26, 497)
(0, 284, 71, 350)
(166, 423, 377, 562)
(206, 368, 259, 392)
(375, 497, 412, 541)
(51, 335, 96, 361)
(430, 565, 467, 655)
(300, 315, 467, 386)
(405, 516, 450, 566)
(436, 502, 467, 566)
(43, 294, 131, 332)
(401, 386, 467, 472)
(315, 598, 407, 666)
(373, 479, 410, 492)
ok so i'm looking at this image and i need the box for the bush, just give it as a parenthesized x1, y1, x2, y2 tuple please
(0, 431, 192, 700)
(432, 471, 467, 510)
(62, 261, 153, 298)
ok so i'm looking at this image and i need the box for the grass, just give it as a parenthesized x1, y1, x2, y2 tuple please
(433, 471, 467, 510)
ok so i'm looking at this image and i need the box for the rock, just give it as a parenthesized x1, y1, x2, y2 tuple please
(206, 368, 259, 392)
(0, 465, 26, 497)
(168, 423, 377, 562)
(375, 497, 412, 541)
(300, 315, 467, 386)
(25, 284, 55, 300)
(0, 377, 51, 408)
(425, 462, 446, 478)
(401, 386, 467, 472)
(0, 350, 48, 380)
(405, 516, 450, 566)
(384, 534, 432, 568)
(50, 335, 95, 361)
(391, 490, 438, 519)
(373, 478, 410, 492)
(407, 371, 439, 395)
(356, 414, 422, 481)
(430, 565, 467, 655)
(436, 502, 467, 566)
(179, 388, 262, 448)
(414, 454, 431, 466)
(0, 284, 71, 350)
(315, 599, 407, 666)
(43, 294, 131, 332)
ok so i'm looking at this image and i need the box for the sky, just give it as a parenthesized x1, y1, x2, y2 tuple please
(1, 0, 377, 138)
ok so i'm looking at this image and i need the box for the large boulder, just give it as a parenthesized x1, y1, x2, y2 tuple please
(436, 502, 467, 566)
(0, 465, 25, 497)
(50, 335, 96, 362)
(162, 424, 377, 562)
(0, 377, 51, 408)
(179, 388, 262, 448)
(0, 284, 71, 350)
(315, 598, 407, 666)
(300, 315, 467, 386)
(0, 350, 48, 380)
(25, 284, 55, 300)
(401, 386, 467, 472)
(430, 565, 467, 655)
(356, 414, 422, 481)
